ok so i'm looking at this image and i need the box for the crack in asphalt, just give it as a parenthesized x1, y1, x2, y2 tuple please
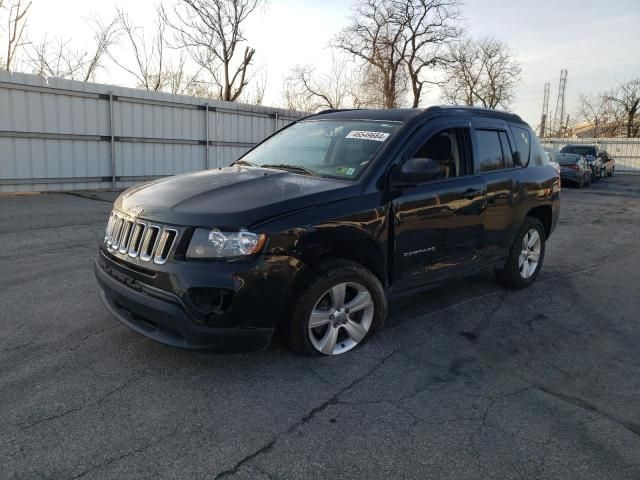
(69, 430, 176, 479)
(3, 378, 138, 442)
(213, 350, 398, 479)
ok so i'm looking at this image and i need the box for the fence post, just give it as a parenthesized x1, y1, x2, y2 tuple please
(205, 103, 210, 169)
(216, 110, 220, 168)
(275, 112, 279, 132)
(108, 91, 116, 190)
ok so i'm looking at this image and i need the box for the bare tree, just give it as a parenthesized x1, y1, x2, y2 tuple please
(606, 78, 640, 138)
(164, 0, 262, 102)
(287, 52, 352, 110)
(576, 93, 623, 137)
(396, 0, 462, 107)
(334, 0, 409, 108)
(112, 7, 168, 91)
(26, 16, 119, 81)
(0, 0, 31, 71)
(240, 70, 267, 105)
(441, 36, 521, 109)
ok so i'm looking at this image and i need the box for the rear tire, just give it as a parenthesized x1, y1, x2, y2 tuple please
(287, 260, 387, 356)
(496, 217, 546, 289)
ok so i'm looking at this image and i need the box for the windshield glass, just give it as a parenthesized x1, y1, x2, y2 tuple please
(560, 145, 597, 156)
(237, 120, 403, 180)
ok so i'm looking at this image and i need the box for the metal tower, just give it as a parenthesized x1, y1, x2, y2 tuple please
(540, 83, 550, 137)
(552, 69, 568, 135)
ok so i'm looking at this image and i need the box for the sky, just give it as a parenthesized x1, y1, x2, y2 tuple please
(24, 0, 640, 128)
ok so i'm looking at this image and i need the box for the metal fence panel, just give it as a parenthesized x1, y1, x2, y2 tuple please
(0, 71, 306, 193)
(542, 137, 640, 174)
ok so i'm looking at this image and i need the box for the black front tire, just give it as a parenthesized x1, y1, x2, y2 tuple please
(496, 217, 546, 289)
(287, 260, 387, 356)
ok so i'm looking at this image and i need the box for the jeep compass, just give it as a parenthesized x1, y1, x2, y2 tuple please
(94, 106, 560, 355)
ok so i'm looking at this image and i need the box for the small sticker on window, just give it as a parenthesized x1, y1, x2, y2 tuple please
(336, 167, 356, 176)
(345, 130, 390, 142)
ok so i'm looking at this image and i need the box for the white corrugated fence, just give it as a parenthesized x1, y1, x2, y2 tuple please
(0, 71, 306, 193)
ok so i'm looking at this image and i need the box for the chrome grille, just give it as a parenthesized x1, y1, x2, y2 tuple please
(103, 211, 179, 265)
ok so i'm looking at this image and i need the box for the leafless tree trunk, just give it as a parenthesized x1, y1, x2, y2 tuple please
(26, 16, 119, 81)
(606, 78, 640, 138)
(441, 36, 521, 110)
(0, 0, 31, 71)
(396, 0, 462, 108)
(164, 0, 262, 102)
(334, 0, 409, 109)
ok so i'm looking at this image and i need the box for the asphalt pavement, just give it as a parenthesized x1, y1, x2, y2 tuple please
(1, 175, 639, 479)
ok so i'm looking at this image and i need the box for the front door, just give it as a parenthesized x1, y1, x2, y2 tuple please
(391, 119, 487, 292)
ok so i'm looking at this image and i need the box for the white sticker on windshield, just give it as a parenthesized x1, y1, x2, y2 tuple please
(345, 130, 390, 142)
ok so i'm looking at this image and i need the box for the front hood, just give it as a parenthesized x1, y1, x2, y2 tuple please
(115, 166, 358, 227)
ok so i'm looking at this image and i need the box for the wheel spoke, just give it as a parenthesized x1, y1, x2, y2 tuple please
(329, 283, 346, 308)
(343, 319, 367, 343)
(522, 232, 529, 251)
(527, 259, 536, 277)
(344, 290, 372, 313)
(527, 230, 539, 249)
(528, 252, 540, 262)
(309, 310, 331, 328)
(318, 325, 339, 354)
(518, 253, 527, 269)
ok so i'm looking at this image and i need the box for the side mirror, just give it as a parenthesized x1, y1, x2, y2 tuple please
(393, 157, 441, 187)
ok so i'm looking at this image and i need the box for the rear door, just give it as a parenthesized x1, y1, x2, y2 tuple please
(391, 116, 487, 292)
(471, 117, 528, 264)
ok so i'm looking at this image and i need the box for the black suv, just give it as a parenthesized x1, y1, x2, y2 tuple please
(95, 107, 560, 355)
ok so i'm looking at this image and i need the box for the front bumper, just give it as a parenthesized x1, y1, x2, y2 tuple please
(94, 250, 302, 351)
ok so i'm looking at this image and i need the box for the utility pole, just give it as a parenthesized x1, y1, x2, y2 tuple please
(540, 83, 550, 137)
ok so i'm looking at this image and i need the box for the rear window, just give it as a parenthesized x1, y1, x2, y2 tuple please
(560, 145, 597, 156)
(556, 154, 581, 164)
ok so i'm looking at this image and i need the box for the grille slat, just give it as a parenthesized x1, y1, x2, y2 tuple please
(127, 222, 146, 258)
(103, 211, 179, 265)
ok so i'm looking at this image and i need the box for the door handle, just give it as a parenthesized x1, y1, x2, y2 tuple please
(462, 189, 482, 199)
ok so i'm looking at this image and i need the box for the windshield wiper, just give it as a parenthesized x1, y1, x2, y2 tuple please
(233, 159, 257, 167)
(260, 164, 318, 177)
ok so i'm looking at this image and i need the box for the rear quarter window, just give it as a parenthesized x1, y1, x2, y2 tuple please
(510, 125, 531, 166)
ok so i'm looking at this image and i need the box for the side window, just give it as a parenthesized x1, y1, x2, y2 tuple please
(511, 125, 531, 165)
(475, 130, 503, 172)
(529, 132, 546, 166)
(498, 131, 514, 168)
(412, 128, 469, 179)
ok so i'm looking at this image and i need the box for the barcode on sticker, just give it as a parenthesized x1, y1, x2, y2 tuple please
(345, 131, 390, 142)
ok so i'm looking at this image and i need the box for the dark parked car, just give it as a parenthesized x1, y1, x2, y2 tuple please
(559, 144, 604, 180)
(556, 153, 591, 188)
(95, 106, 560, 355)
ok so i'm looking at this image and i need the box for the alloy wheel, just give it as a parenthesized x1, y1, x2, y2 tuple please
(308, 282, 375, 355)
(518, 229, 542, 279)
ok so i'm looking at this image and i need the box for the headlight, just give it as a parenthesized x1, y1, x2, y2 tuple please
(186, 228, 267, 258)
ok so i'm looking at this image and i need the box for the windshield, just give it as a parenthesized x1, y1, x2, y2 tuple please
(237, 120, 402, 180)
(560, 145, 597, 156)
